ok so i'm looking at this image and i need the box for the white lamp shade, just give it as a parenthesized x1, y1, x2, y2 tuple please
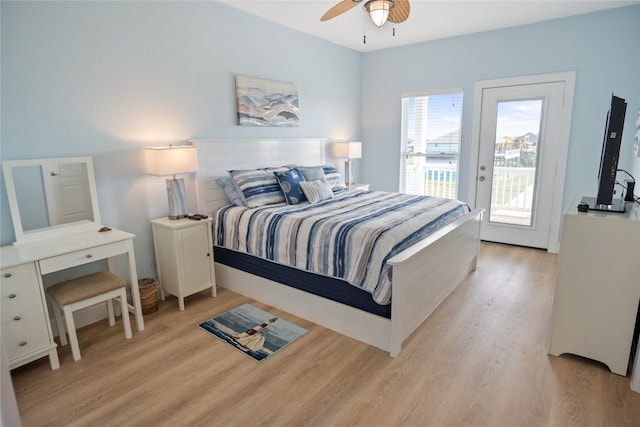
(145, 145, 198, 176)
(334, 142, 362, 159)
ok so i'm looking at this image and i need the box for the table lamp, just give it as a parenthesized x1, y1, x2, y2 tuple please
(334, 141, 362, 186)
(144, 145, 198, 219)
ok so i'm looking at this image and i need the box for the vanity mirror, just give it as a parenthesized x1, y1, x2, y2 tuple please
(2, 156, 102, 244)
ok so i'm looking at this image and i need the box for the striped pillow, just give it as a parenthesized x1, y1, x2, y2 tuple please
(300, 179, 334, 204)
(229, 167, 289, 208)
(321, 165, 346, 190)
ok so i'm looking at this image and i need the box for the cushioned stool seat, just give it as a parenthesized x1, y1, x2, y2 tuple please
(47, 271, 132, 361)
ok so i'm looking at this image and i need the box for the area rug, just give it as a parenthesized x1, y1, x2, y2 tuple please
(198, 303, 308, 362)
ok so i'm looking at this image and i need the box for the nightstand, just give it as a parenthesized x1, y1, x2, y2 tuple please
(150, 217, 216, 310)
(348, 183, 370, 191)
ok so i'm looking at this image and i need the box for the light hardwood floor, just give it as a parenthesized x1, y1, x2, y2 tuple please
(10, 242, 640, 426)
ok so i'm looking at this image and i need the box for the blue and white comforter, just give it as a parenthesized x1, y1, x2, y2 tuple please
(215, 190, 469, 305)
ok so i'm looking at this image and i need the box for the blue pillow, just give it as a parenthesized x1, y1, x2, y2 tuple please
(274, 169, 306, 205)
(228, 167, 289, 208)
(296, 166, 325, 181)
(215, 177, 245, 206)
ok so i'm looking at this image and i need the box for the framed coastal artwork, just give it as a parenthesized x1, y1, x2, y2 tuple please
(235, 75, 300, 127)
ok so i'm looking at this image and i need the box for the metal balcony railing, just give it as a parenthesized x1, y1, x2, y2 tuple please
(404, 164, 535, 214)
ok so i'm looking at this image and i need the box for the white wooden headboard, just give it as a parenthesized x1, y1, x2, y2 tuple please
(190, 138, 328, 217)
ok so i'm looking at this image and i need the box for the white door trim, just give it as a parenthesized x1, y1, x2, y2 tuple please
(468, 72, 576, 253)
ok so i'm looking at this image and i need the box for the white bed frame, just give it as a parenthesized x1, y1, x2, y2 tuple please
(192, 138, 483, 356)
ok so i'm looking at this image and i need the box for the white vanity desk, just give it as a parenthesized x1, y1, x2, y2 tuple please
(1, 156, 144, 370)
(1, 227, 144, 370)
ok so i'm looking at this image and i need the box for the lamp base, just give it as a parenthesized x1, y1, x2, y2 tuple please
(344, 159, 353, 186)
(166, 177, 188, 220)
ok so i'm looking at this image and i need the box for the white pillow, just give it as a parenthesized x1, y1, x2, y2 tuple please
(300, 179, 334, 204)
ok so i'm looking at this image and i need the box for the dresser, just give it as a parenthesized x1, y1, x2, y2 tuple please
(0, 228, 144, 370)
(151, 217, 216, 310)
(1, 262, 57, 369)
(548, 196, 640, 378)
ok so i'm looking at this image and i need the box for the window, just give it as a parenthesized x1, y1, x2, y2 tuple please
(400, 91, 463, 199)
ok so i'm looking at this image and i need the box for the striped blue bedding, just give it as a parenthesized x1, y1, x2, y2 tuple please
(215, 190, 470, 305)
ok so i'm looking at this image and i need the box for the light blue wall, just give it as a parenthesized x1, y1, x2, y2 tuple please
(1, 2, 639, 280)
(361, 5, 640, 212)
(0, 1, 362, 277)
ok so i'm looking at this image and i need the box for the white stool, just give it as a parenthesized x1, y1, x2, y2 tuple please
(46, 271, 132, 361)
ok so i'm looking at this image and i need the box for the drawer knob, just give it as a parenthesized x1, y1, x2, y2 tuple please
(8, 293, 16, 299)
(19, 341, 27, 347)
(3, 273, 12, 278)
(85, 254, 93, 259)
(13, 316, 22, 321)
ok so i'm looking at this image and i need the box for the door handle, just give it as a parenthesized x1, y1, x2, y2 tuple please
(479, 176, 486, 182)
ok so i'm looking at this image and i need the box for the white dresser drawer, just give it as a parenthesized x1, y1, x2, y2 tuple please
(1, 263, 39, 297)
(2, 311, 51, 361)
(1, 264, 45, 322)
(1, 263, 52, 361)
(38, 240, 130, 274)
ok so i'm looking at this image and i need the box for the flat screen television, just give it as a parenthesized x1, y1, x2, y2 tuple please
(581, 94, 627, 212)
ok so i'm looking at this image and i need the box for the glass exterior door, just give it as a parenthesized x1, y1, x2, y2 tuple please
(476, 82, 564, 248)
(488, 99, 543, 226)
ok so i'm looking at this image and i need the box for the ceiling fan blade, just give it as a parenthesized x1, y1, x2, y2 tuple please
(321, 0, 360, 21)
(388, 0, 410, 23)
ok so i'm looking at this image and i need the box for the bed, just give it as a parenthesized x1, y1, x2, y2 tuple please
(192, 138, 483, 356)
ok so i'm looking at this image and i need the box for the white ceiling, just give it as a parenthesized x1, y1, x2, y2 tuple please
(218, 0, 639, 52)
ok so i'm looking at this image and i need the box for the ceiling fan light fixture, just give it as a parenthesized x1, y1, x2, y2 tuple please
(364, 0, 394, 28)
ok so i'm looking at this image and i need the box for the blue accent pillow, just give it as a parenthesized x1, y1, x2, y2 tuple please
(228, 167, 289, 208)
(274, 169, 307, 205)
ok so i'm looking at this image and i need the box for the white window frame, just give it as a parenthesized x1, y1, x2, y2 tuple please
(400, 89, 464, 198)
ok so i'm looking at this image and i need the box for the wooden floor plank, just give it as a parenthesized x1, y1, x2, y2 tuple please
(10, 242, 640, 426)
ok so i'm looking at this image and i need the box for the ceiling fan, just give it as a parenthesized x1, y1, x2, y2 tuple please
(321, 0, 410, 28)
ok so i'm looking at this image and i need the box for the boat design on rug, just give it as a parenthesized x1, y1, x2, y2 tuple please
(220, 317, 278, 353)
(198, 304, 307, 362)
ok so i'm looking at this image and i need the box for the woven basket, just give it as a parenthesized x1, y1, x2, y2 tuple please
(138, 278, 159, 315)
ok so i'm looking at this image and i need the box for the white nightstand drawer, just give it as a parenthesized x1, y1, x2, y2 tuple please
(38, 240, 129, 274)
